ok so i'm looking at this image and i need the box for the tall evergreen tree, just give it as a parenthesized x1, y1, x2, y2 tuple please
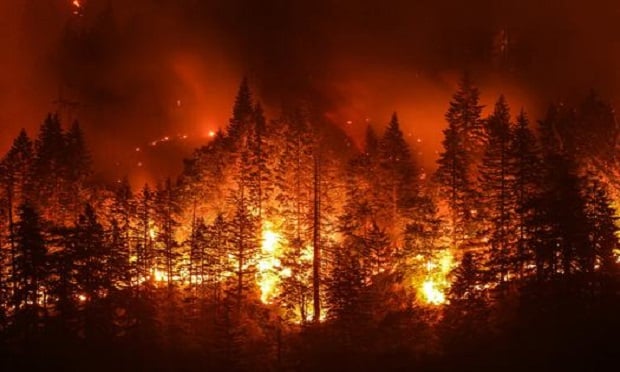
(135, 184, 155, 289)
(478, 96, 515, 283)
(73, 204, 112, 339)
(510, 110, 542, 278)
(63, 121, 92, 222)
(227, 198, 259, 312)
(0, 130, 34, 297)
(377, 113, 419, 241)
(529, 154, 590, 279)
(435, 118, 472, 249)
(33, 114, 66, 222)
(154, 178, 181, 293)
(247, 103, 272, 220)
(434, 74, 484, 249)
(227, 77, 254, 147)
(582, 176, 618, 276)
(12, 202, 47, 336)
(109, 177, 135, 289)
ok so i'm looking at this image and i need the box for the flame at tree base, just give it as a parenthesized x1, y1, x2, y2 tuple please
(417, 249, 454, 306)
(257, 223, 285, 304)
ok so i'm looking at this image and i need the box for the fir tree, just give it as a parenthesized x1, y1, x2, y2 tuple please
(227, 77, 254, 147)
(135, 184, 155, 290)
(510, 110, 542, 278)
(434, 117, 472, 248)
(0, 130, 34, 297)
(63, 121, 92, 222)
(377, 113, 419, 240)
(12, 202, 47, 336)
(478, 96, 515, 283)
(33, 114, 66, 222)
(154, 178, 181, 293)
(582, 176, 618, 276)
(228, 195, 259, 312)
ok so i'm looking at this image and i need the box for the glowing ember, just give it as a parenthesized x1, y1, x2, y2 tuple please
(72, 0, 82, 15)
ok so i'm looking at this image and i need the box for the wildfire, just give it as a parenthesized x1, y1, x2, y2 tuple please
(418, 249, 454, 306)
(152, 268, 168, 283)
(421, 280, 445, 305)
(257, 223, 284, 304)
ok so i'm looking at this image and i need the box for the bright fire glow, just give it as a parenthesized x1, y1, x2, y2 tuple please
(418, 249, 454, 306)
(257, 223, 284, 304)
(152, 268, 167, 283)
(421, 280, 445, 305)
(72, 0, 82, 15)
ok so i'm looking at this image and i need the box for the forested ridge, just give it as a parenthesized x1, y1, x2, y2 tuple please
(1, 77, 620, 371)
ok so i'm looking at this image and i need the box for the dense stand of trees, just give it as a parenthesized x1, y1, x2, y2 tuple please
(2, 77, 620, 370)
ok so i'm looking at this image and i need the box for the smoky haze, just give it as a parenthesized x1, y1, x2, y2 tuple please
(1, 0, 619, 184)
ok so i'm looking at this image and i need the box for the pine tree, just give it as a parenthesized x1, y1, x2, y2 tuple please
(247, 103, 273, 220)
(401, 196, 445, 288)
(107, 218, 131, 293)
(12, 202, 48, 336)
(135, 184, 155, 289)
(279, 235, 313, 322)
(73, 204, 112, 339)
(377, 113, 420, 241)
(187, 216, 207, 298)
(109, 177, 135, 289)
(326, 240, 372, 330)
(434, 75, 484, 249)
(47, 224, 79, 337)
(442, 252, 488, 350)
(273, 109, 314, 247)
(154, 178, 181, 293)
(227, 77, 254, 148)
(582, 176, 618, 276)
(206, 214, 230, 303)
(478, 96, 515, 283)
(434, 120, 472, 249)
(229, 201, 259, 312)
(510, 110, 541, 278)
(0, 130, 34, 298)
(63, 121, 92, 222)
(312, 147, 322, 323)
(33, 114, 66, 222)
(530, 154, 590, 279)
(272, 110, 315, 312)
(446, 73, 486, 160)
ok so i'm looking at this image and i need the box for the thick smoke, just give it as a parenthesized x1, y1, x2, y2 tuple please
(1, 0, 619, 182)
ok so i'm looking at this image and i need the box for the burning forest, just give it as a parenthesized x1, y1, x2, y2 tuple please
(2, 1, 620, 371)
